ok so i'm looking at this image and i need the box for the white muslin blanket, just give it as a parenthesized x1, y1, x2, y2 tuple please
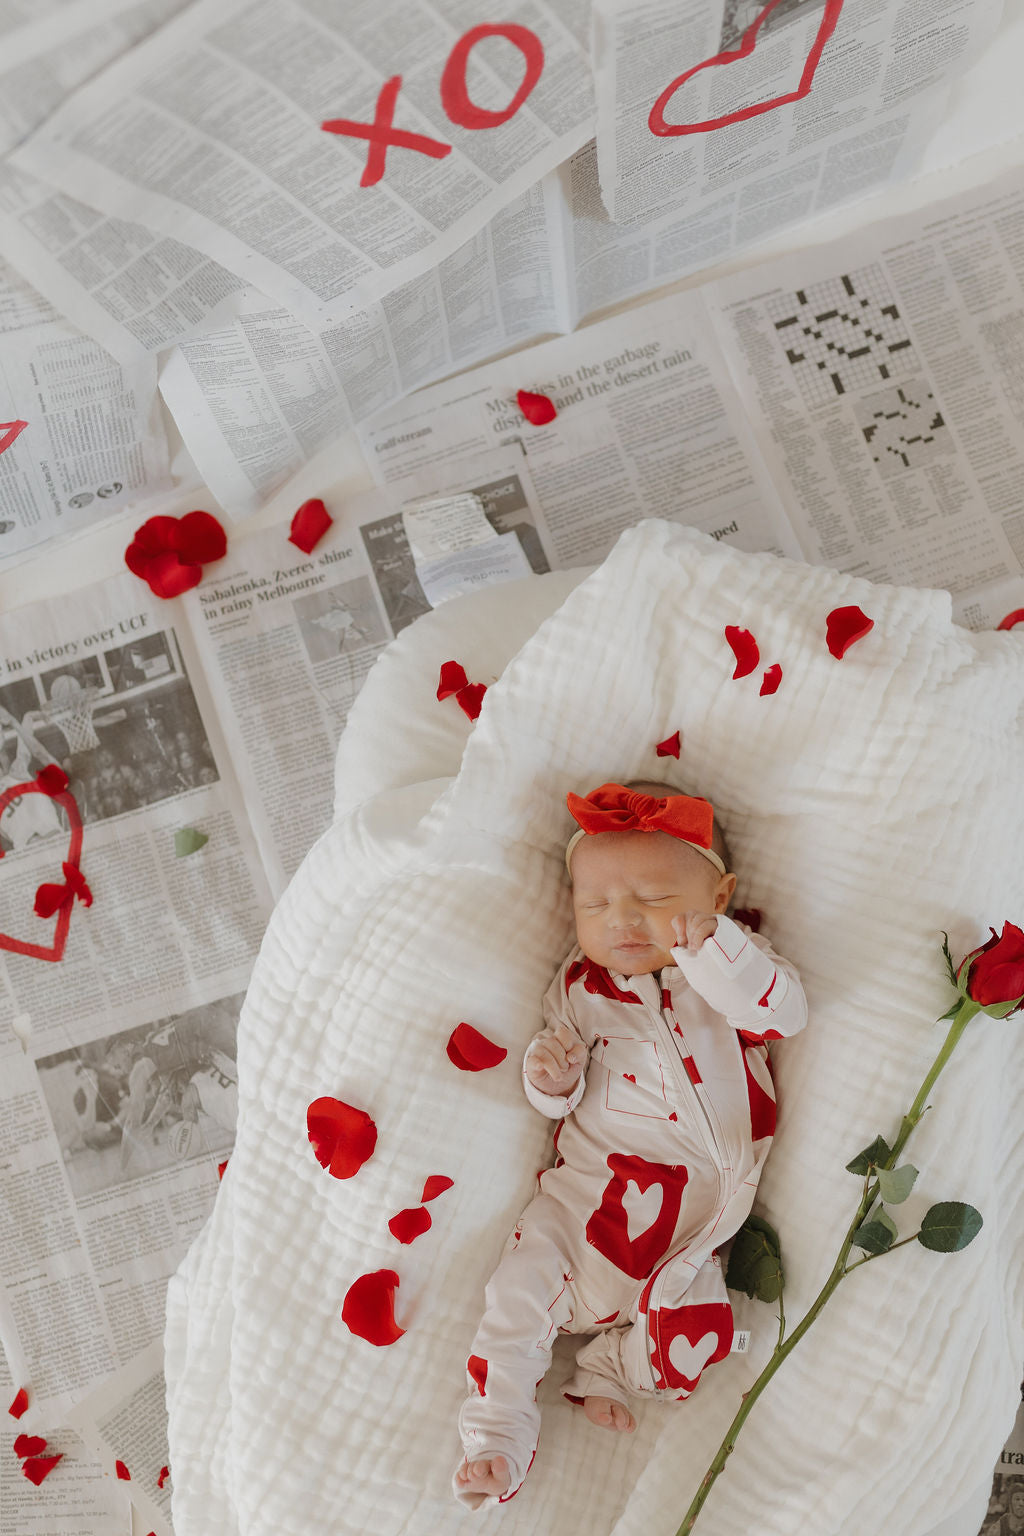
(165, 521, 1024, 1536)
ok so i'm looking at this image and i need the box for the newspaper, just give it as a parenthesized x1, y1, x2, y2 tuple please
(0, 0, 188, 159)
(0, 252, 169, 562)
(157, 177, 570, 516)
(10, 0, 595, 327)
(0, 570, 273, 1429)
(64, 1343, 174, 1536)
(590, 0, 1002, 239)
(980, 1389, 1024, 1533)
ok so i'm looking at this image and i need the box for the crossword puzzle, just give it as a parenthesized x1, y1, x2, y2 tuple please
(766, 264, 919, 408)
(852, 377, 953, 478)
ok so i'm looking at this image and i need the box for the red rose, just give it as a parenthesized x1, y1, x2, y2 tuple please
(957, 921, 1024, 1012)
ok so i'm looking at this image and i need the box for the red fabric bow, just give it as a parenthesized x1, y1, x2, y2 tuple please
(34, 863, 92, 919)
(566, 783, 714, 850)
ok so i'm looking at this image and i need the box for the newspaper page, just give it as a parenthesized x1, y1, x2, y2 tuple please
(980, 1388, 1024, 1533)
(0, 1351, 128, 1536)
(0, 253, 169, 563)
(11, 0, 595, 327)
(704, 163, 1024, 595)
(0, 572, 272, 1423)
(157, 177, 571, 518)
(359, 285, 804, 568)
(182, 497, 398, 893)
(64, 1343, 174, 1536)
(0, 0, 189, 159)
(585, 0, 1002, 309)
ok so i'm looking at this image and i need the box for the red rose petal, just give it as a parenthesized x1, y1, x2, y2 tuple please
(455, 682, 486, 721)
(724, 625, 759, 679)
(217, 1159, 228, 1180)
(143, 551, 204, 600)
(446, 1022, 507, 1072)
(516, 389, 557, 426)
(437, 660, 469, 700)
(22, 1454, 62, 1485)
(288, 498, 333, 554)
(655, 730, 681, 758)
(388, 1206, 432, 1244)
(733, 907, 762, 932)
(825, 604, 874, 659)
(14, 1434, 47, 1457)
(307, 1097, 377, 1179)
(421, 1174, 454, 1202)
(157, 1465, 170, 1488)
(8, 1388, 28, 1418)
(997, 608, 1024, 631)
(35, 765, 69, 797)
(177, 510, 227, 564)
(130, 515, 181, 556)
(759, 663, 782, 696)
(467, 1355, 488, 1395)
(115, 1460, 131, 1480)
(341, 1269, 405, 1346)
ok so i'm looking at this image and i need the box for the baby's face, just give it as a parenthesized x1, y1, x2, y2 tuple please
(570, 830, 734, 975)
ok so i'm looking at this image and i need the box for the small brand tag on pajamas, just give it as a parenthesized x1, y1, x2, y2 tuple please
(731, 1330, 751, 1354)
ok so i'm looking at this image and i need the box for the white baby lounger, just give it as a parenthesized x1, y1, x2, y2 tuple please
(165, 521, 1024, 1536)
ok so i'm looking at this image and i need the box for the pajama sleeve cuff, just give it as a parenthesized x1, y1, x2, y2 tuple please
(671, 914, 807, 1041)
(522, 1044, 587, 1118)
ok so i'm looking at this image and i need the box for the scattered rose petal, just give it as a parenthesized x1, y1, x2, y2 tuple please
(455, 682, 486, 721)
(125, 511, 227, 599)
(217, 1159, 228, 1180)
(306, 1097, 377, 1179)
(997, 608, 1024, 631)
(288, 498, 332, 554)
(421, 1174, 454, 1202)
(8, 1388, 28, 1419)
(656, 730, 681, 758)
(34, 862, 92, 919)
(516, 389, 557, 426)
(14, 1434, 47, 1458)
(446, 1023, 508, 1072)
(724, 625, 759, 679)
(0, 420, 29, 456)
(115, 1460, 131, 1480)
(341, 1269, 405, 1346)
(733, 907, 763, 932)
(388, 1206, 432, 1244)
(467, 1355, 488, 1395)
(759, 663, 782, 696)
(22, 1454, 62, 1485)
(174, 826, 209, 857)
(35, 766, 69, 797)
(437, 660, 469, 699)
(157, 1465, 170, 1488)
(825, 604, 874, 659)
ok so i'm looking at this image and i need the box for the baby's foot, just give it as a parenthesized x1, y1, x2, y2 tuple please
(583, 1395, 637, 1433)
(455, 1455, 511, 1497)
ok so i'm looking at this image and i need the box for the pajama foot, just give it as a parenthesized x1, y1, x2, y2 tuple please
(455, 1455, 511, 1498)
(583, 1396, 636, 1433)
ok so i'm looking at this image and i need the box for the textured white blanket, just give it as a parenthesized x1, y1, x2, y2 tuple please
(165, 522, 1024, 1536)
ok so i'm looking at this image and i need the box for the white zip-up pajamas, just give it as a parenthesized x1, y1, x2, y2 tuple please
(455, 914, 807, 1509)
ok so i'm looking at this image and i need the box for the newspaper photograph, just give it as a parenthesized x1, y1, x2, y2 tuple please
(705, 162, 1024, 594)
(360, 284, 804, 568)
(11, 0, 595, 326)
(0, 252, 169, 562)
(590, 0, 1001, 248)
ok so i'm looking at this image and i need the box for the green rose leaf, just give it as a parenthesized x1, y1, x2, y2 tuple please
(917, 1202, 983, 1253)
(876, 1164, 919, 1205)
(851, 1209, 898, 1255)
(725, 1215, 784, 1302)
(845, 1135, 892, 1176)
(174, 826, 209, 858)
(940, 931, 958, 988)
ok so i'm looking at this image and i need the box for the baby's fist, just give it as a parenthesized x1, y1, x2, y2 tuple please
(672, 912, 719, 953)
(525, 1022, 584, 1097)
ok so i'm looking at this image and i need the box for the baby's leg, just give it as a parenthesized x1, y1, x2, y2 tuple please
(565, 1250, 734, 1408)
(454, 1195, 576, 1510)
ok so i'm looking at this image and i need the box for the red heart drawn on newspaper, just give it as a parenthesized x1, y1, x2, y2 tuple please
(0, 420, 29, 457)
(0, 777, 84, 962)
(649, 0, 845, 136)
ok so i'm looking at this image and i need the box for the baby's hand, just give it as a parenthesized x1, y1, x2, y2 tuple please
(525, 1021, 585, 1097)
(672, 912, 719, 953)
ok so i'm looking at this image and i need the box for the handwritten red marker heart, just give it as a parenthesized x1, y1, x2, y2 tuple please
(0, 420, 29, 457)
(306, 1097, 377, 1179)
(997, 608, 1024, 631)
(649, 0, 845, 136)
(0, 775, 86, 962)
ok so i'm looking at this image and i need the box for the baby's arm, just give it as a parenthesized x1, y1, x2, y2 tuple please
(522, 973, 590, 1118)
(671, 913, 807, 1041)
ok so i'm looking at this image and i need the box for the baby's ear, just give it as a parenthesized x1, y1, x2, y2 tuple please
(715, 873, 737, 912)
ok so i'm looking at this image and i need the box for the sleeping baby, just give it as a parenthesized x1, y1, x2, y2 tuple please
(454, 780, 807, 1509)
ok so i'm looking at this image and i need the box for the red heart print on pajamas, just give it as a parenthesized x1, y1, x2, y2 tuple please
(650, 1300, 734, 1393)
(585, 1154, 689, 1280)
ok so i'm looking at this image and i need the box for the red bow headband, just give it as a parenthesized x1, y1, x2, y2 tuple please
(565, 783, 725, 875)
